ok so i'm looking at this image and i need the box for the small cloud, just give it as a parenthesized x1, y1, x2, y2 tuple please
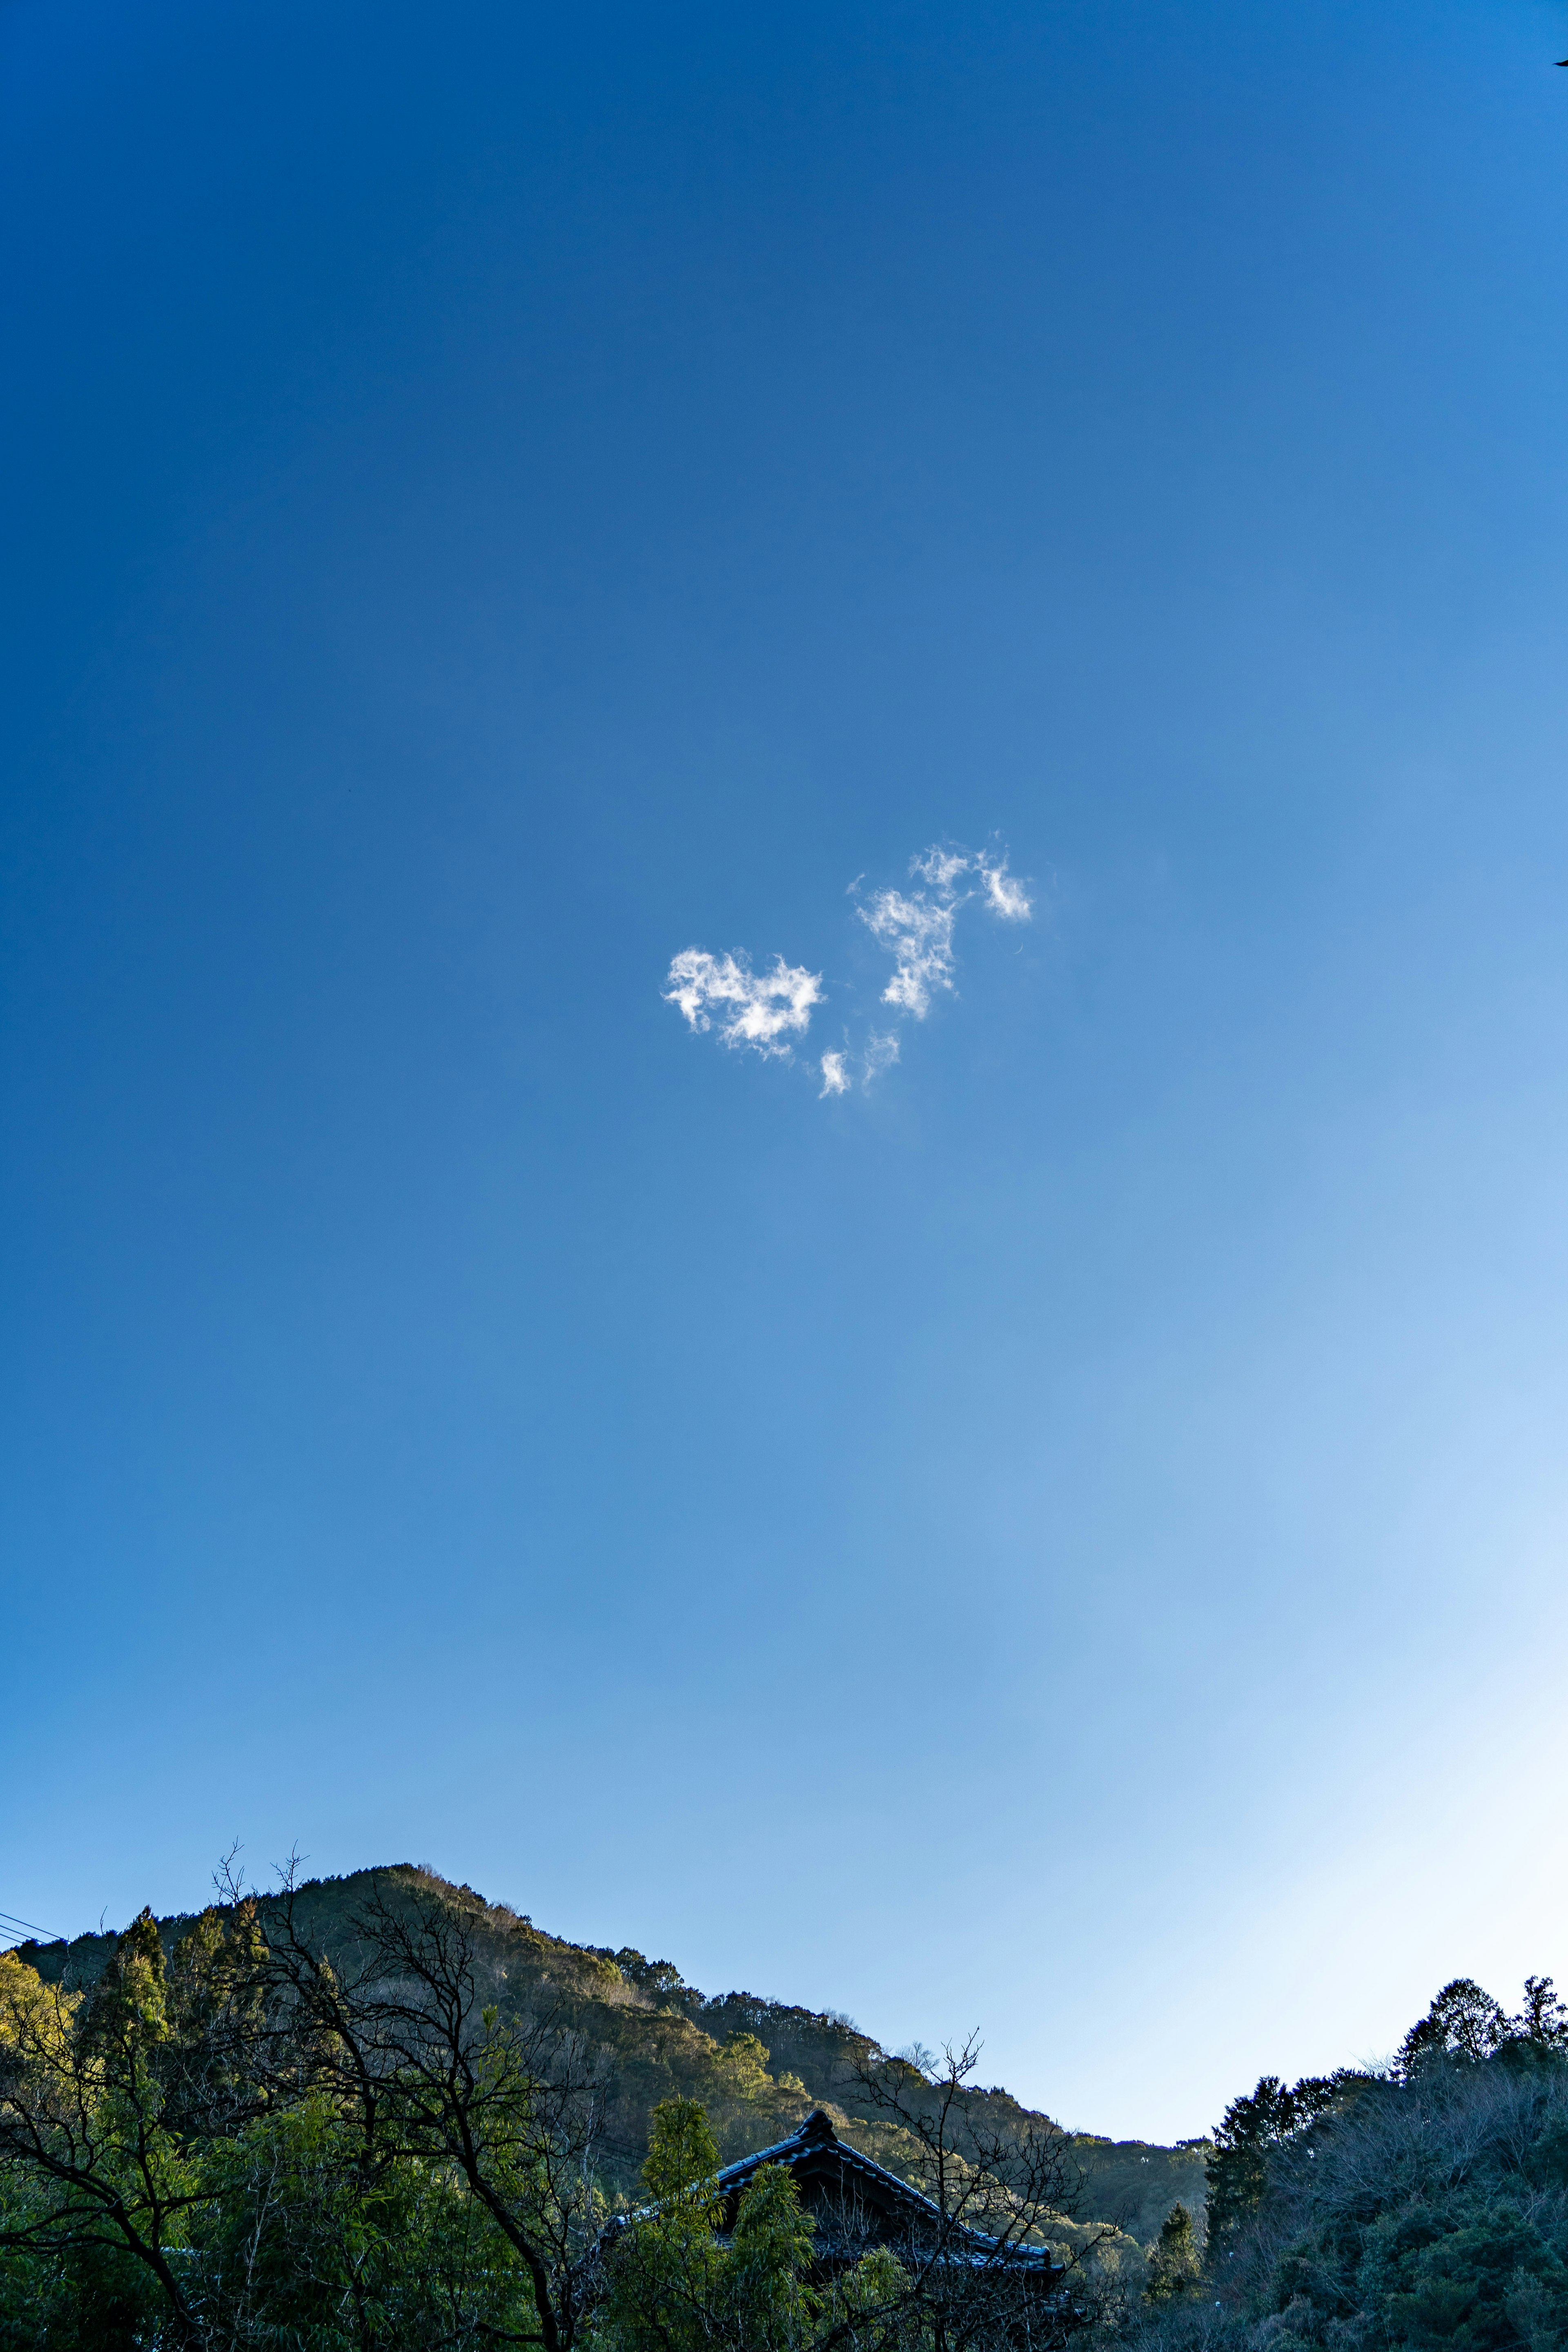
(864, 1031, 901, 1080)
(858, 888, 960, 1018)
(854, 839, 1033, 1069)
(662, 836, 1033, 1100)
(911, 846, 971, 890)
(663, 948, 823, 1057)
(978, 856, 1031, 921)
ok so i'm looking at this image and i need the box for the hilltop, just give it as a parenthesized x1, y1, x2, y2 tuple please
(12, 1861, 1205, 2254)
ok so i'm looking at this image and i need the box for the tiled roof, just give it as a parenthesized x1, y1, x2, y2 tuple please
(717, 2109, 1065, 2278)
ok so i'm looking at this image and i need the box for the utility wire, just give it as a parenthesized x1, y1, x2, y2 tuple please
(0, 1907, 69, 1943)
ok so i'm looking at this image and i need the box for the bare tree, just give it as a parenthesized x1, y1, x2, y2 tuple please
(831, 2035, 1104, 2351)
(251, 1864, 609, 2352)
(0, 1900, 271, 2348)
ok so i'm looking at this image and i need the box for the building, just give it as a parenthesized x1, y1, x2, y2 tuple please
(717, 2106, 1071, 2310)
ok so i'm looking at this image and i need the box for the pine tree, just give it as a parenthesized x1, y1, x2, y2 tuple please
(1145, 2201, 1202, 2299)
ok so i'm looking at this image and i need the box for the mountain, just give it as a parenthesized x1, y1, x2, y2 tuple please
(11, 1862, 1207, 2253)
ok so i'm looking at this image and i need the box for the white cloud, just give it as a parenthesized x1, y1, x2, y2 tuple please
(851, 840, 1035, 1078)
(662, 837, 1033, 1099)
(911, 847, 971, 890)
(858, 888, 960, 1018)
(978, 856, 1032, 921)
(662, 948, 823, 1056)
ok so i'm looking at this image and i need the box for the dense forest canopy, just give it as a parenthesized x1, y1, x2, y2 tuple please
(1135, 1974, 1568, 2352)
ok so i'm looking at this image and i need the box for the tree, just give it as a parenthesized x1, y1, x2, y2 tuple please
(188, 2090, 532, 2351)
(0, 1903, 271, 2347)
(0, 1868, 613, 2350)
(1512, 1975, 1568, 2051)
(1396, 1974, 1568, 2080)
(1155, 1971, 1568, 2352)
(597, 2040, 1093, 2352)
(250, 1864, 610, 2352)
(843, 2036, 1093, 2347)
(1203, 2074, 1358, 2258)
(0, 1870, 1109, 2348)
(1144, 2205, 1200, 2301)
(1160, 2032, 1568, 2352)
(597, 2098, 819, 2352)
(1396, 1979, 1510, 2075)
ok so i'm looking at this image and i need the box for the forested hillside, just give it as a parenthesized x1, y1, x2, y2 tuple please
(4, 1864, 1565, 2350)
(11, 1861, 1204, 2245)
(1131, 1974, 1568, 2352)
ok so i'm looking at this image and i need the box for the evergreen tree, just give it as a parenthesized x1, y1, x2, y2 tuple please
(1396, 1978, 1510, 2075)
(1203, 2074, 1356, 2256)
(599, 2098, 818, 2352)
(1145, 2203, 1201, 2300)
(1513, 1975, 1568, 2051)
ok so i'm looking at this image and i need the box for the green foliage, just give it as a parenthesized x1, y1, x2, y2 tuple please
(0, 2152, 158, 2352)
(640, 2097, 724, 2212)
(1399, 1977, 1568, 2078)
(0, 1861, 1187, 2345)
(597, 2100, 972, 2352)
(6, 1864, 1198, 2236)
(599, 2103, 819, 2352)
(1204, 2075, 1359, 2256)
(1397, 1981, 1513, 2076)
(15, 1871, 1566, 2352)
(1133, 1977, 1568, 2352)
(1258, 2059, 1568, 2348)
(83, 1907, 170, 2050)
(0, 1919, 214, 2341)
(1358, 2201, 1568, 2351)
(188, 2095, 536, 2349)
(0, 1882, 605, 2348)
(822, 2244, 927, 2351)
(1062, 2138, 1211, 2253)
(1146, 2204, 1201, 2301)
(723, 2163, 819, 2352)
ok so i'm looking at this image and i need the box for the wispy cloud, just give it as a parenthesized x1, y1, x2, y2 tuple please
(663, 838, 1033, 1097)
(978, 855, 1032, 922)
(857, 843, 1032, 1029)
(858, 887, 960, 1018)
(663, 949, 823, 1056)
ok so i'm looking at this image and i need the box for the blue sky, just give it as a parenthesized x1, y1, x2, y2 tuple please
(4, 0, 1568, 2141)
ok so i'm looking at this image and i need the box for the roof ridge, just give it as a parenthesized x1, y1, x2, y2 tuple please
(714, 2114, 1061, 2272)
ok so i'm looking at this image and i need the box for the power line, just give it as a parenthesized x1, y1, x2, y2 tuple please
(0, 1907, 68, 1943)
